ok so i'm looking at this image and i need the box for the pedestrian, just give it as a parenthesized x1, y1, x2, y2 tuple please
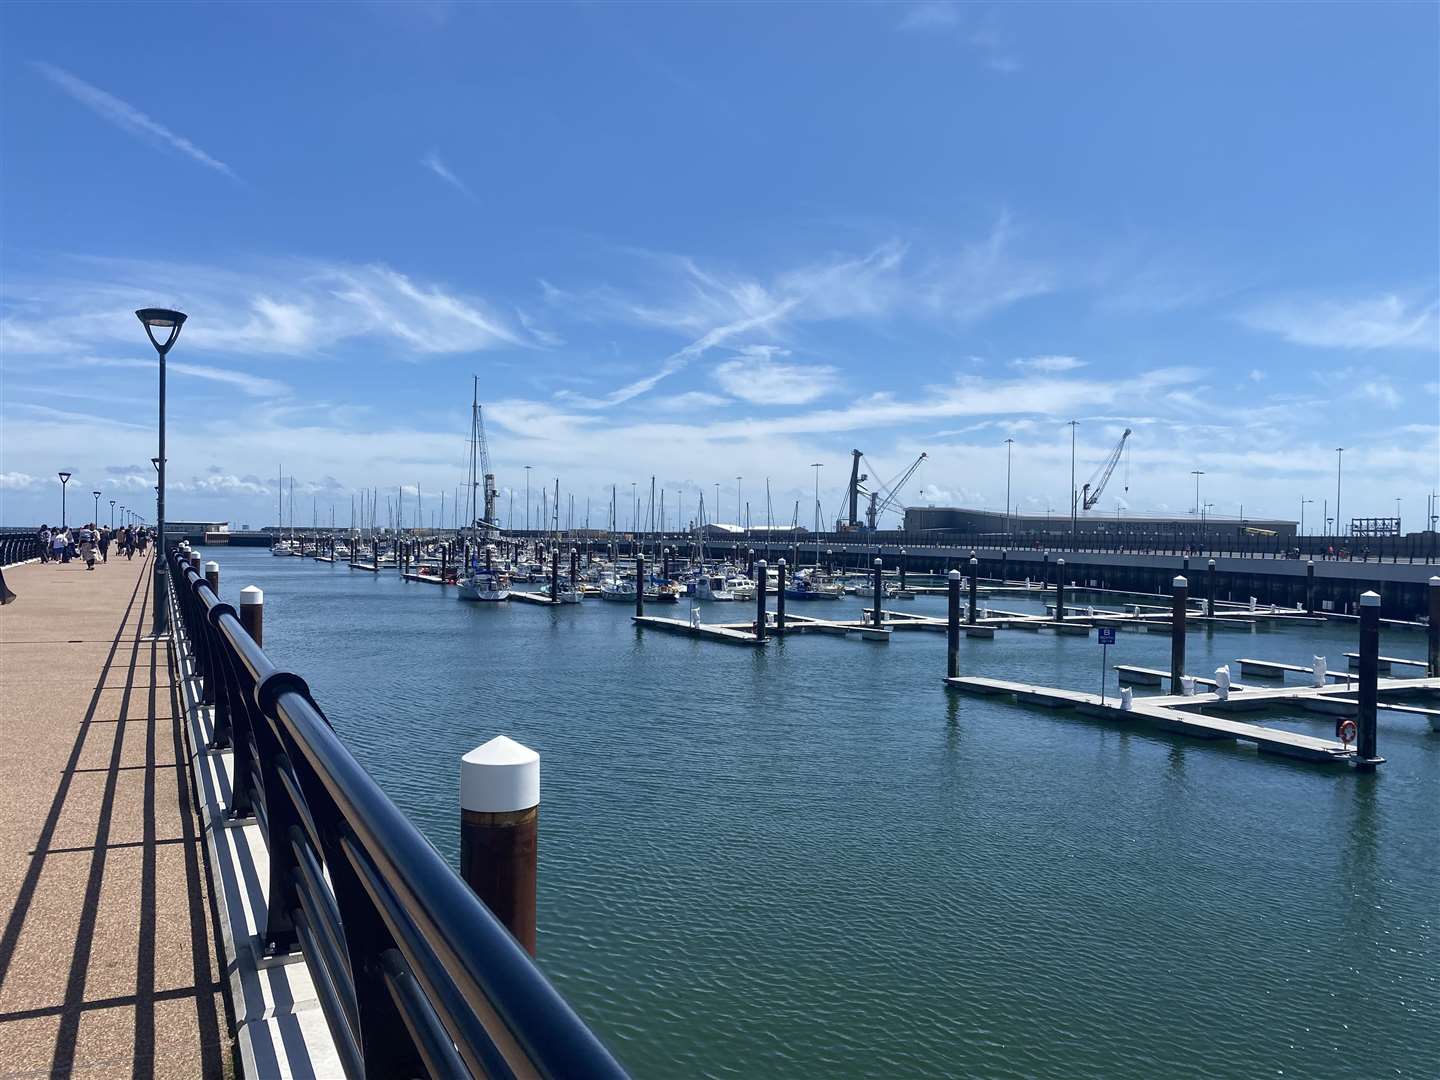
(99, 527, 111, 564)
(55, 529, 69, 564)
(79, 524, 97, 570)
(38, 525, 51, 564)
(125, 528, 135, 560)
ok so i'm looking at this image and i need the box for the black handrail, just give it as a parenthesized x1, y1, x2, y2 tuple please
(0, 530, 42, 567)
(167, 548, 627, 1079)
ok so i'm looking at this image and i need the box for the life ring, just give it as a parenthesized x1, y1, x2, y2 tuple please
(1338, 719, 1358, 747)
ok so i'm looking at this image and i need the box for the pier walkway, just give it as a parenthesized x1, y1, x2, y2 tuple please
(0, 554, 230, 1077)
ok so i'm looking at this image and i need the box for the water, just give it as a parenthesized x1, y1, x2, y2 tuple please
(202, 547, 1438, 1079)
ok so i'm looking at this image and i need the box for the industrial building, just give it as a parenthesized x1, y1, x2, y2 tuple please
(902, 506, 1297, 540)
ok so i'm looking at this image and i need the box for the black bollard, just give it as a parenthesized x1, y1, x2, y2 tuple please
(635, 554, 645, 618)
(662, 546, 670, 582)
(946, 569, 961, 678)
(1207, 559, 1216, 616)
(570, 548, 578, 587)
(755, 560, 768, 640)
(899, 549, 907, 590)
(1055, 558, 1066, 622)
(459, 737, 539, 955)
(826, 548, 833, 573)
(968, 557, 978, 625)
(205, 559, 220, 596)
(239, 586, 263, 647)
(1042, 550, 1050, 592)
(1306, 560, 1317, 614)
(1000, 549, 1008, 585)
(776, 559, 787, 633)
(872, 557, 884, 628)
(1170, 575, 1188, 693)
(441, 544, 448, 582)
(1356, 591, 1380, 766)
(1429, 577, 1440, 677)
(551, 550, 559, 601)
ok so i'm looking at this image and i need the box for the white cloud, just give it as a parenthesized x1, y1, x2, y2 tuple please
(1240, 293, 1439, 350)
(86, 357, 289, 397)
(1, 258, 530, 359)
(897, 3, 961, 31)
(1009, 355, 1085, 373)
(1356, 380, 1402, 408)
(0, 472, 41, 491)
(713, 349, 840, 405)
(33, 62, 237, 179)
(421, 150, 473, 198)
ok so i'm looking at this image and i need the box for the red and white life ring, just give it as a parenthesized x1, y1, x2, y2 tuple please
(1338, 719, 1358, 747)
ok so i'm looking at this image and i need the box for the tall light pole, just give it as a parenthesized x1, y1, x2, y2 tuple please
(1067, 420, 1079, 548)
(58, 471, 72, 528)
(1395, 497, 1401, 529)
(1190, 470, 1205, 517)
(1004, 437, 1014, 535)
(524, 465, 531, 533)
(736, 477, 743, 535)
(811, 462, 823, 562)
(1300, 497, 1313, 537)
(1334, 447, 1345, 538)
(136, 307, 187, 636)
(109, 499, 116, 529)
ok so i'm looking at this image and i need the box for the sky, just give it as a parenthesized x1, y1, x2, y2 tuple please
(2, 1, 1437, 534)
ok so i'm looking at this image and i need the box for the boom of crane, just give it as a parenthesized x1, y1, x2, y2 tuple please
(840, 449, 868, 531)
(839, 451, 927, 531)
(1081, 428, 1132, 511)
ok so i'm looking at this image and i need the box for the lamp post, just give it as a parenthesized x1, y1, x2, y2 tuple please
(524, 465, 531, 533)
(1300, 497, 1313, 537)
(1067, 420, 1079, 549)
(136, 307, 187, 636)
(1004, 437, 1014, 535)
(1190, 470, 1204, 518)
(58, 471, 72, 528)
(92, 490, 101, 526)
(1334, 447, 1344, 538)
(811, 463, 823, 564)
(109, 499, 116, 529)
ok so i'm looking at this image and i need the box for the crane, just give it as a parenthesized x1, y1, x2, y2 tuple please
(1081, 428, 1132, 511)
(465, 377, 499, 532)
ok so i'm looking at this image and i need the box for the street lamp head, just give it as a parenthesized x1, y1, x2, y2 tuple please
(151, 457, 161, 471)
(135, 308, 187, 355)
(92, 490, 101, 498)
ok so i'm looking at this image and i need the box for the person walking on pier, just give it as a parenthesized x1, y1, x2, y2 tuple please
(53, 528, 68, 564)
(79, 525, 97, 570)
(98, 527, 111, 564)
(37, 525, 51, 563)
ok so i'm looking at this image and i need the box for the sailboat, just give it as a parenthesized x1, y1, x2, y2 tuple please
(456, 381, 510, 602)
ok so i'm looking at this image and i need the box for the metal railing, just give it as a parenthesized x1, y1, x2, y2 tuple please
(167, 549, 626, 1079)
(0, 530, 41, 567)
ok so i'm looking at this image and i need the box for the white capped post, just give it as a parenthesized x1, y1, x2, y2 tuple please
(239, 585, 264, 646)
(459, 736, 539, 954)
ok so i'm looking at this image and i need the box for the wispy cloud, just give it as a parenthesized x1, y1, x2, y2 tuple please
(1009, 355, 1085, 373)
(897, 2, 961, 32)
(86, 357, 290, 398)
(1240, 292, 1439, 350)
(421, 150, 474, 199)
(713, 347, 840, 406)
(1, 257, 532, 359)
(33, 62, 238, 180)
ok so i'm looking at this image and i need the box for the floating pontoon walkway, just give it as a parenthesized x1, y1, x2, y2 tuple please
(633, 615, 768, 645)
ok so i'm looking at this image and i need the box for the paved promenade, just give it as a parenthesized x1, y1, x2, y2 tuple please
(0, 553, 230, 1078)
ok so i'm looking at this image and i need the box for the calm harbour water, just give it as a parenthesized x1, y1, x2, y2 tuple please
(202, 546, 1437, 1079)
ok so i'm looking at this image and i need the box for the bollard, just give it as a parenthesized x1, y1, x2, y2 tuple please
(872, 558, 884, 629)
(1206, 559, 1216, 616)
(1181, 675, 1196, 697)
(635, 554, 645, 618)
(1120, 687, 1133, 711)
(204, 560, 220, 596)
(826, 549, 833, 573)
(1042, 550, 1050, 592)
(755, 560, 768, 640)
(1312, 656, 1327, 688)
(1055, 559, 1066, 622)
(1428, 577, 1440, 677)
(551, 550, 559, 601)
(1306, 560, 1316, 614)
(239, 586, 263, 647)
(662, 546, 670, 582)
(1170, 575, 1188, 693)
(1356, 591, 1380, 767)
(1000, 549, 1008, 584)
(189, 551, 202, 576)
(776, 560, 786, 633)
(570, 548, 578, 587)
(1214, 665, 1230, 701)
(899, 549, 907, 590)
(460, 736, 539, 955)
(968, 557, 978, 625)
(946, 570, 961, 679)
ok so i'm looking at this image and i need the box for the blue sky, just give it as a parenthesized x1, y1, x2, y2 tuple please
(2, 1, 1436, 532)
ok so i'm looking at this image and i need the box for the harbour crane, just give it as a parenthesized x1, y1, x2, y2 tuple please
(1081, 428, 1132, 512)
(840, 450, 928, 530)
(466, 376, 500, 532)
